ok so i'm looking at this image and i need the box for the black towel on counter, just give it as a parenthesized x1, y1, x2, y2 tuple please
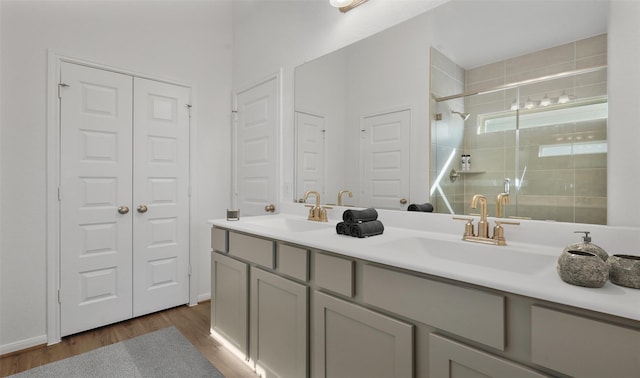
(336, 222, 350, 235)
(407, 203, 434, 212)
(343, 208, 378, 223)
(349, 220, 384, 238)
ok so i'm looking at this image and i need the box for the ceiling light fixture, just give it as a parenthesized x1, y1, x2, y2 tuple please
(331, 0, 368, 13)
(524, 97, 536, 110)
(558, 91, 571, 104)
(540, 94, 551, 107)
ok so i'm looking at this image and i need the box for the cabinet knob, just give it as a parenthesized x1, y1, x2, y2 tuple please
(265, 204, 276, 212)
(400, 198, 408, 205)
(117, 206, 129, 215)
(137, 204, 148, 213)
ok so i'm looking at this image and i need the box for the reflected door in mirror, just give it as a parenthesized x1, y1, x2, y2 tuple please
(295, 111, 326, 201)
(361, 109, 411, 210)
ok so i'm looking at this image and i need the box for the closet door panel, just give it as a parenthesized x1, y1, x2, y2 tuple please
(59, 62, 134, 336)
(132, 78, 191, 316)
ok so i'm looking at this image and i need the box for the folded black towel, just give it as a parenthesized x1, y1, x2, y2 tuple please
(343, 208, 378, 223)
(349, 220, 384, 238)
(407, 203, 434, 212)
(336, 222, 350, 235)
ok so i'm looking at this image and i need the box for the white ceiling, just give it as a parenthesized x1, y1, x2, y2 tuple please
(430, 0, 609, 69)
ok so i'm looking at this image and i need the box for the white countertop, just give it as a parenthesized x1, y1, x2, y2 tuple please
(209, 211, 640, 323)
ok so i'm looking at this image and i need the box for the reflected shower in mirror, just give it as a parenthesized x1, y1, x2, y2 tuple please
(430, 36, 608, 224)
(293, 0, 609, 219)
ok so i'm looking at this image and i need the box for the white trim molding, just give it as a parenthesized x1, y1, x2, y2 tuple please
(46, 50, 196, 345)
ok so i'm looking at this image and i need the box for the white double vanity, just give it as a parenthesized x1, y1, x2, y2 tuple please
(209, 203, 640, 378)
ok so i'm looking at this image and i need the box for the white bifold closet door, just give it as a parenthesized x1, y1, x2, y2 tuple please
(59, 62, 190, 336)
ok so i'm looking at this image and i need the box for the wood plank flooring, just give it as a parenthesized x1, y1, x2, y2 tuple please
(0, 301, 257, 378)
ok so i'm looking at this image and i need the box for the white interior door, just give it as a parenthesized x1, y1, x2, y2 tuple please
(234, 75, 279, 215)
(59, 63, 191, 336)
(59, 62, 134, 336)
(132, 77, 190, 317)
(360, 109, 411, 210)
(295, 111, 325, 201)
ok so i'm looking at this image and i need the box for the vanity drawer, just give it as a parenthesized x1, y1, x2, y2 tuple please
(228, 231, 275, 269)
(211, 227, 228, 253)
(531, 305, 640, 377)
(362, 264, 505, 350)
(314, 252, 355, 297)
(277, 243, 309, 282)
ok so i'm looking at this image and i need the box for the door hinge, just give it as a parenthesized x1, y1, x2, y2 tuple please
(58, 83, 69, 99)
(58, 289, 62, 304)
(186, 104, 192, 118)
(231, 109, 238, 122)
(57, 187, 62, 201)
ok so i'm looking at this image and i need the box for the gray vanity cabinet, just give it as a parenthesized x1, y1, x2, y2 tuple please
(531, 305, 640, 377)
(429, 334, 548, 378)
(210, 226, 640, 378)
(210, 251, 248, 356)
(250, 267, 308, 378)
(313, 291, 413, 378)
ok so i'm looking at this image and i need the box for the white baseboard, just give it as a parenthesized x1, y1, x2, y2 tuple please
(197, 292, 211, 303)
(0, 334, 47, 356)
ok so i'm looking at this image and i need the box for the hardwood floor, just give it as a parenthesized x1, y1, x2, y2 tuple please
(0, 301, 257, 378)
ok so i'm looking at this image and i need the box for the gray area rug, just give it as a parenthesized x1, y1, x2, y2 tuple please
(10, 326, 225, 378)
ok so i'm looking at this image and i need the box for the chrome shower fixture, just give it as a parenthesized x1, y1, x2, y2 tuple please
(452, 110, 470, 121)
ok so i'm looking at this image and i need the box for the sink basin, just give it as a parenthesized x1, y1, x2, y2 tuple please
(241, 216, 334, 233)
(377, 237, 555, 274)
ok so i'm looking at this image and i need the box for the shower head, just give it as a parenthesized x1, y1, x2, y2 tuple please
(452, 110, 470, 121)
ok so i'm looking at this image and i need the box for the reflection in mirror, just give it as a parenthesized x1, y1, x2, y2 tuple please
(294, 21, 426, 210)
(430, 35, 608, 224)
(294, 0, 609, 219)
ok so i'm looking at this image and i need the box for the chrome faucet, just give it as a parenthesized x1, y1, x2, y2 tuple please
(303, 191, 331, 222)
(496, 193, 509, 218)
(471, 194, 489, 238)
(338, 190, 352, 206)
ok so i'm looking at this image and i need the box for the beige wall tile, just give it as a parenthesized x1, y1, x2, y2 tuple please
(466, 61, 504, 86)
(506, 42, 575, 77)
(576, 34, 607, 59)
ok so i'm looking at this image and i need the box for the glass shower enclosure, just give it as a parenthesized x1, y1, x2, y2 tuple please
(431, 66, 608, 224)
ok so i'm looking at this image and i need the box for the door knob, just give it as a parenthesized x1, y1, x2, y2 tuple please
(137, 204, 148, 213)
(400, 198, 408, 205)
(118, 206, 129, 215)
(264, 204, 276, 212)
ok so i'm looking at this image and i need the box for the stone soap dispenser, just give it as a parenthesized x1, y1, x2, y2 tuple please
(557, 250, 609, 288)
(557, 231, 609, 288)
(563, 231, 609, 261)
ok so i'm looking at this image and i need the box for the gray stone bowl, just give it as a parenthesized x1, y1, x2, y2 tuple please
(607, 254, 640, 289)
(557, 250, 609, 288)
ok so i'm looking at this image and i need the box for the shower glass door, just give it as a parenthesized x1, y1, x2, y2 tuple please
(432, 68, 608, 224)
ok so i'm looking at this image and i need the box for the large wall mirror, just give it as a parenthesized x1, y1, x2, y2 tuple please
(294, 0, 609, 223)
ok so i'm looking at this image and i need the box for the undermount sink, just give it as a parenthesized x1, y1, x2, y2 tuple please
(377, 237, 555, 274)
(241, 216, 334, 233)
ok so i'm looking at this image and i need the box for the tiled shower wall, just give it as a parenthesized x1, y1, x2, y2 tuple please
(432, 34, 608, 224)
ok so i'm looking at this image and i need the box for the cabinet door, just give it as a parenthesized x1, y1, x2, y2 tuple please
(251, 267, 308, 378)
(211, 252, 248, 357)
(313, 291, 413, 378)
(430, 334, 548, 378)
